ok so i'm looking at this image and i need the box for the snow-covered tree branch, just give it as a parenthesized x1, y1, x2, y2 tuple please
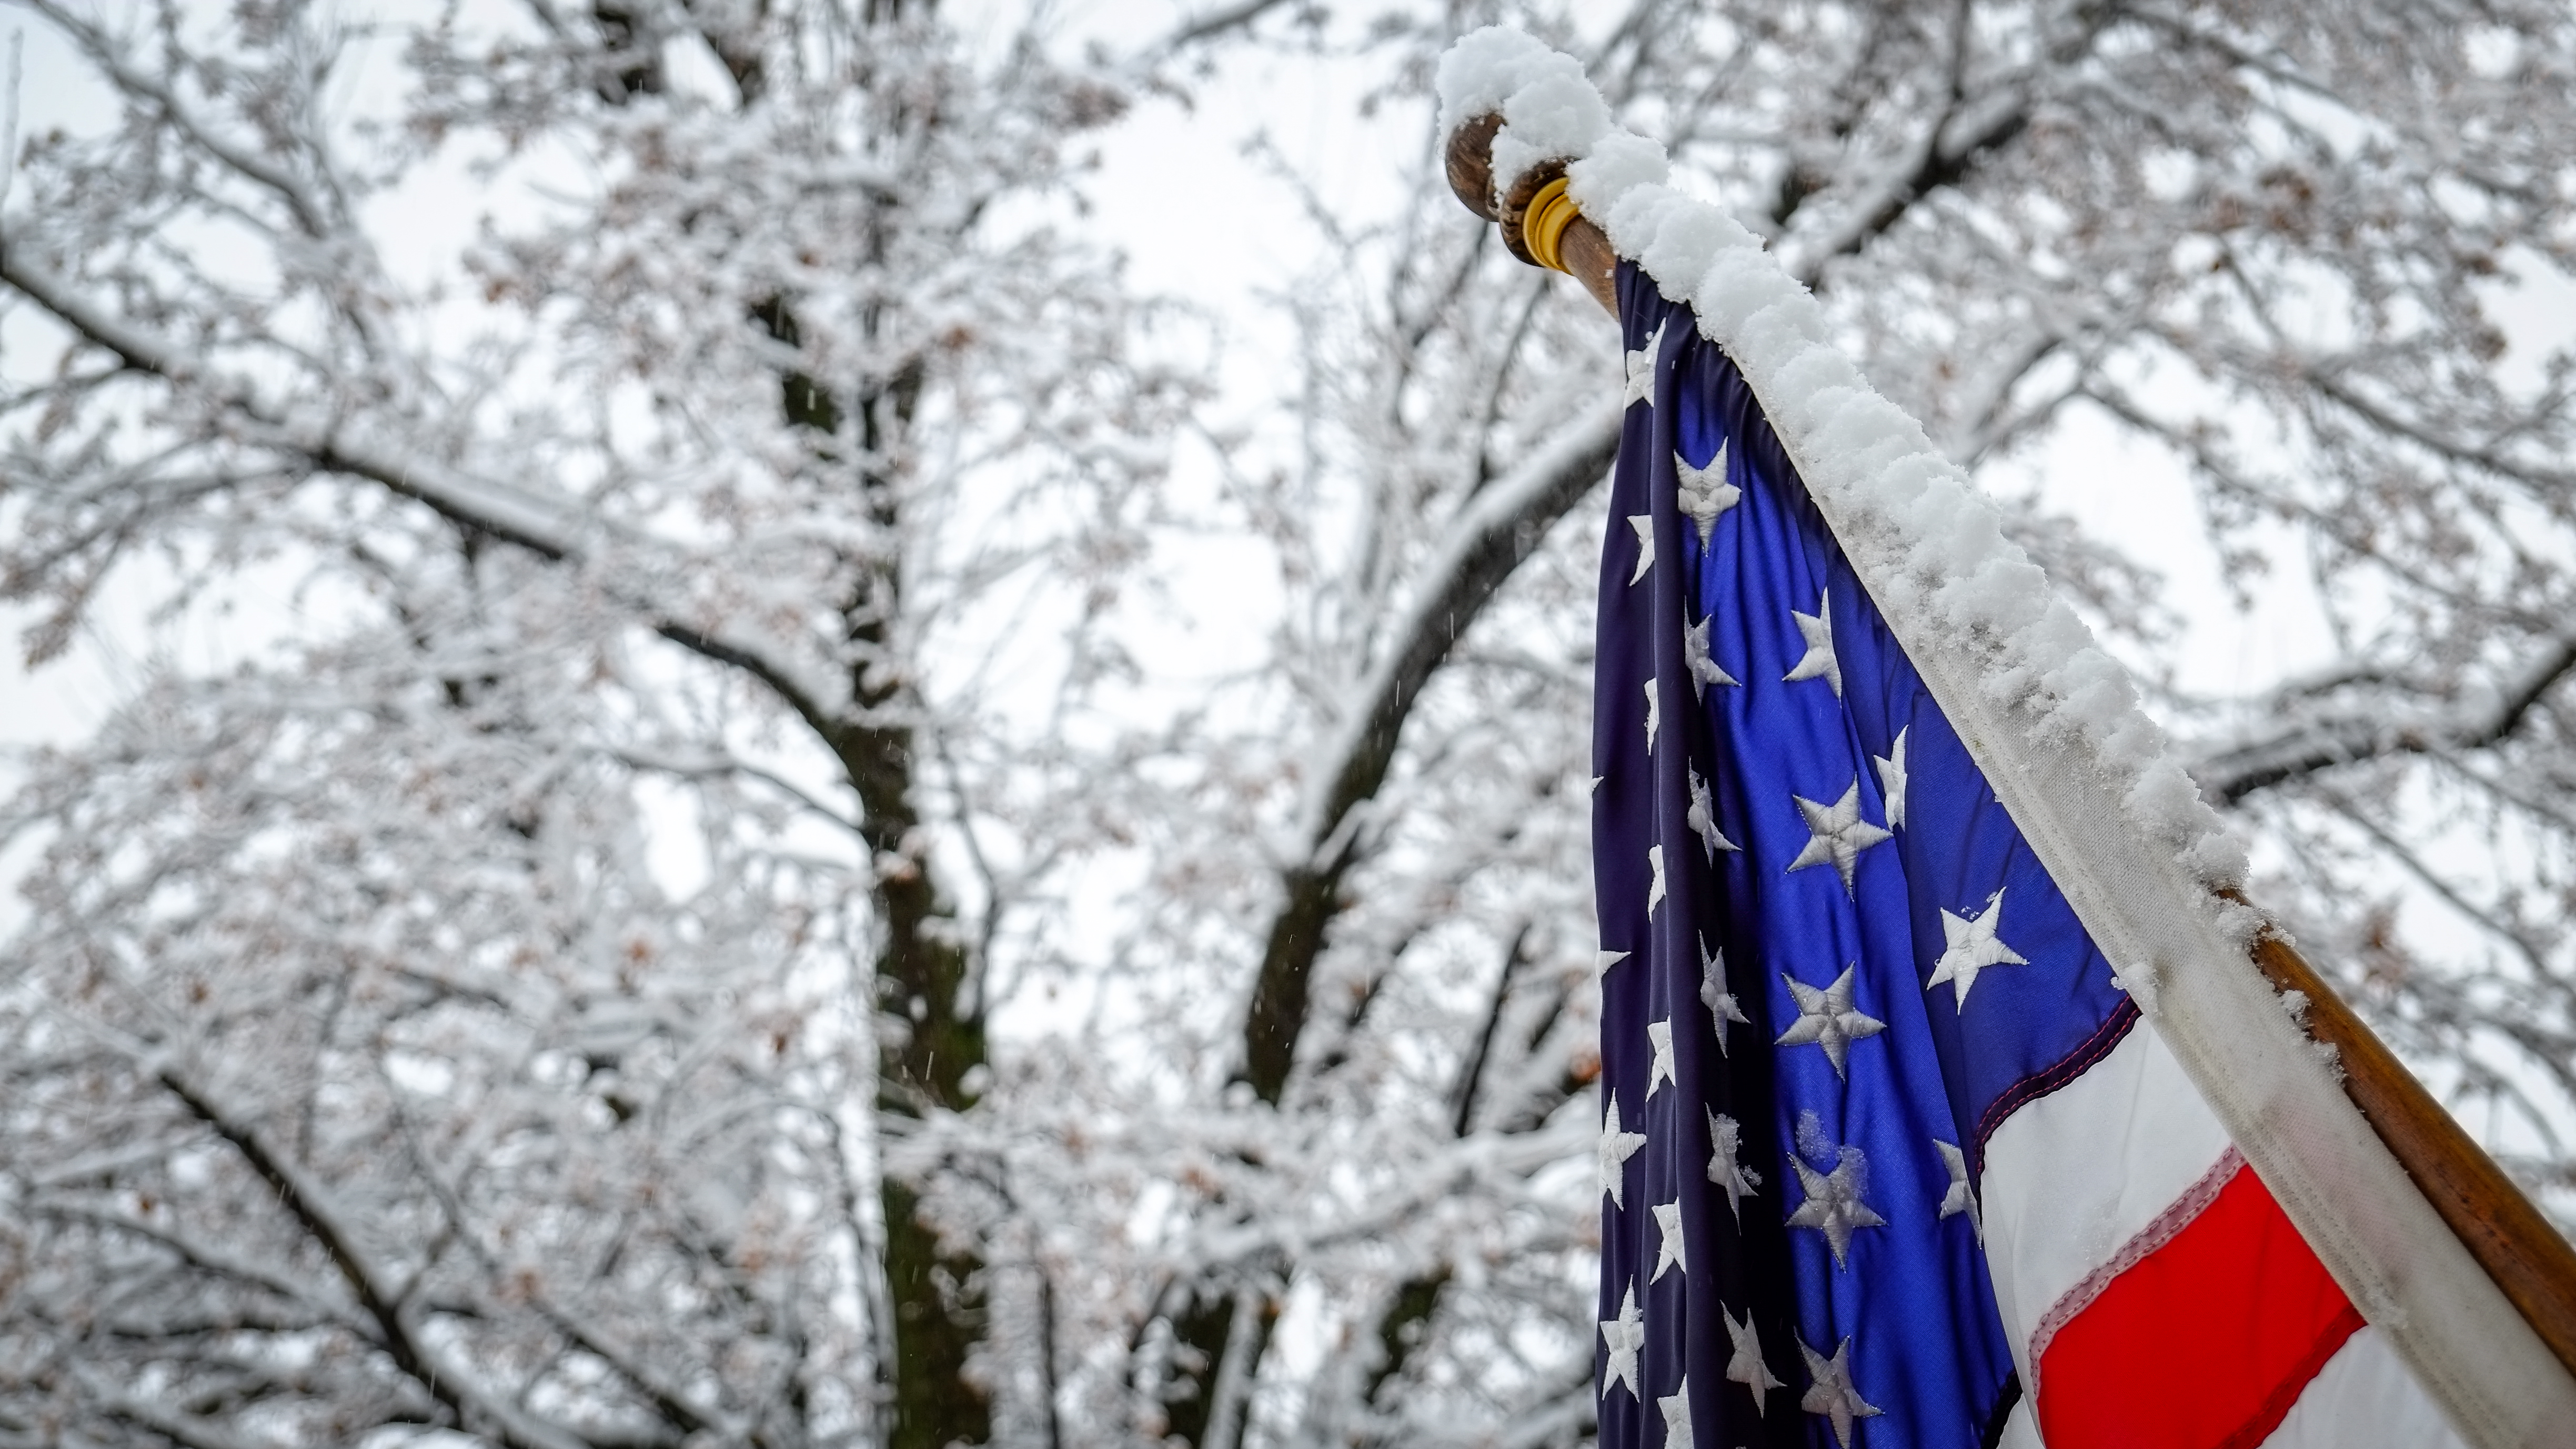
(6, 2, 2575, 1446)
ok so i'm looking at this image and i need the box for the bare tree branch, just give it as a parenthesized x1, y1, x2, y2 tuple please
(2195, 630, 2576, 803)
(156, 1066, 612, 1449)
(0, 245, 840, 728)
(1238, 403, 1618, 1104)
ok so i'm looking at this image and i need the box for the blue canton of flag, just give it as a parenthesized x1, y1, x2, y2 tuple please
(1590, 262, 2143, 1449)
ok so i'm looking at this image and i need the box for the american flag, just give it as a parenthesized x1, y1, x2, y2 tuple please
(1588, 261, 2459, 1449)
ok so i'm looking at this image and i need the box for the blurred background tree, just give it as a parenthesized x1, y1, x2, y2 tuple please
(2, 3, 2572, 1447)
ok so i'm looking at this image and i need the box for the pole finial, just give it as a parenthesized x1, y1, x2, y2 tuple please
(1444, 112, 1503, 221)
(1442, 115, 1618, 315)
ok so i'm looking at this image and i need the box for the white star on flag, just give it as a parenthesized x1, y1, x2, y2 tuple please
(1698, 940, 1749, 1054)
(1645, 1019, 1677, 1097)
(1644, 678, 1660, 753)
(1927, 887, 2028, 1007)
(1936, 1138, 1981, 1242)
(1659, 1377, 1696, 1448)
(1873, 726, 1909, 830)
(1797, 1334, 1884, 1449)
(1687, 769, 1738, 860)
(1624, 318, 1667, 408)
(1683, 613, 1738, 695)
(1599, 1093, 1646, 1207)
(1628, 515, 1655, 584)
(1775, 964, 1886, 1079)
(1786, 781, 1891, 897)
(1785, 1136, 1888, 1269)
(1706, 1108, 1762, 1223)
(1650, 1200, 1687, 1281)
(1601, 1283, 1645, 1400)
(1646, 843, 1666, 916)
(1723, 1304, 1782, 1411)
(1676, 440, 1737, 546)
(1783, 588, 1843, 696)
(1596, 948, 1629, 976)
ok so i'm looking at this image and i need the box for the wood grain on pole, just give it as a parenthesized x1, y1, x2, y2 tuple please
(2243, 918, 2576, 1378)
(1550, 212, 1619, 318)
(1444, 107, 2576, 1381)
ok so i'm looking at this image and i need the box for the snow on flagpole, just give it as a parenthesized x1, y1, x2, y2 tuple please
(1435, 25, 2576, 1446)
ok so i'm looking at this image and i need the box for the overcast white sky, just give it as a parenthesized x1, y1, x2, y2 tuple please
(0, 3, 2378, 748)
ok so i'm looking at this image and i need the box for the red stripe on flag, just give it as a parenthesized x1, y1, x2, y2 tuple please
(2036, 1159, 2365, 1449)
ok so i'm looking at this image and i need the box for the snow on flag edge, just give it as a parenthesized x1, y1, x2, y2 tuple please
(1436, 26, 2576, 1449)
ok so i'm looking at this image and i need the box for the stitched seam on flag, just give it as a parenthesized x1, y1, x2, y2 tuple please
(2024, 1146, 2245, 1408)
(2213, 1302, 2369, 1449)
(1970, 996, 2141, 1177)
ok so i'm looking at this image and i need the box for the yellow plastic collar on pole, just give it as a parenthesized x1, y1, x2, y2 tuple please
(1523, 176, 1581, 276)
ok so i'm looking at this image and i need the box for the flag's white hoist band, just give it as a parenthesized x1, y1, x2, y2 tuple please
(1438, 26, 2576, 1449)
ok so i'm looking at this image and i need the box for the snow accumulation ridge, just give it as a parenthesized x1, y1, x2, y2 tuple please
(1435, 26, 2250, 900)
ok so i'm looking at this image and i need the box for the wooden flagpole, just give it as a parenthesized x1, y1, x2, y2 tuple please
(1442, 115, 2576, 1384)
(1445, 115, 1620, 316)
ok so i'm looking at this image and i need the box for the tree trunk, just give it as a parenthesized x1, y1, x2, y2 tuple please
(762, 288, 994, 1447)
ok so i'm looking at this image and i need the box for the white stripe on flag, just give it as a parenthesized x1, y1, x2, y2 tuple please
(2260, 1327, 2465, 1449)
(1978, 1018, 2230, 1383)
